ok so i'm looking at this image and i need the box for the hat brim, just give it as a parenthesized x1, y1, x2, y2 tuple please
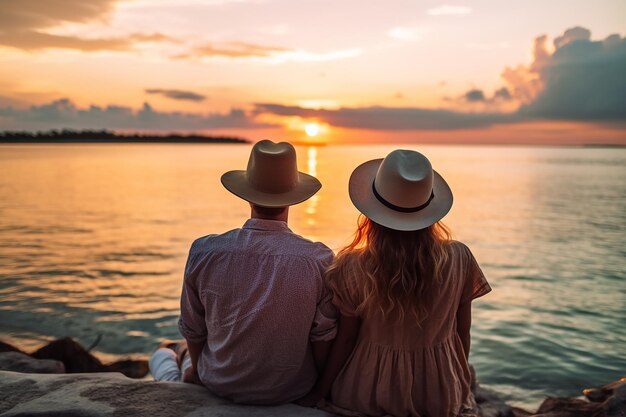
(348, 159, 453, 231)
(221, 170, 321, 207)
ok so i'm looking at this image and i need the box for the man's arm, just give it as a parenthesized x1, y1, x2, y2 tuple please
(178, 246, 208, 384)
(182, 339, 205, 385)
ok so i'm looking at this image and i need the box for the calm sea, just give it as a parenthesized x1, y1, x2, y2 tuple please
(0, 144, 624, 408)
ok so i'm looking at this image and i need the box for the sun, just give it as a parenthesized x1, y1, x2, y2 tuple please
(304, 123, 319, 137)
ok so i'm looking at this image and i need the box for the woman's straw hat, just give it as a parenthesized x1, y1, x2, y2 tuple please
(349, 149, 453, 231)
(221, 140, 321, 207)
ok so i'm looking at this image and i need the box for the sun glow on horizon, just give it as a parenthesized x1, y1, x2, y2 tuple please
(305, 123, 320, 137)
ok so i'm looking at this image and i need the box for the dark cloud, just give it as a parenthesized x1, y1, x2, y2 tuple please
(554, 27, 591, 50)
(145, 89, 207, 102)
(459, 87, 512, 103)
(0, 99, 273, 131)
(493, 87, 512, 101)
(507, 27, 626, 121)
(0, 95, 31, 108)
(175, 42, 291, 59)
(254, 103, 519, 130)
(464, 89, 486, 102)
(0, 0, 174, 52)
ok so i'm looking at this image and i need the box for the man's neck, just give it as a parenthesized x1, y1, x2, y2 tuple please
(250, 213, 288, 222)
(250, 207, 289, 223)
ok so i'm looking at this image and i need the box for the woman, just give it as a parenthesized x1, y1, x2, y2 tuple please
(298, 149, 491, 416)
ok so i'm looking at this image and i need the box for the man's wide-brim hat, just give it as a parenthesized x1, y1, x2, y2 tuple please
(221, 140, 321, 207)
(349, 149, 453, 231)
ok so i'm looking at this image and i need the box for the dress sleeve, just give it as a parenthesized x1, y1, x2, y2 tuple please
(326, 256, 363, 317)
(460, 244, 492, 304)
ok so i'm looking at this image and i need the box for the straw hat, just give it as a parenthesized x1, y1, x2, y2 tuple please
(221, 140, 321, 207)
(349, 149, 453, 231)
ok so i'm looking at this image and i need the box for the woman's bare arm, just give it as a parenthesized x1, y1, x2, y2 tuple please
(296, 314, 361, 405)
(456, 301, 472, 360)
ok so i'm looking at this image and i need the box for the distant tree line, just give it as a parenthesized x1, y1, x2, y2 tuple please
(0, 129, 249, 144)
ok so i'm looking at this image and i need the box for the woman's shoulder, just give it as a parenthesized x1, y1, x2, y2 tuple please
(443, 240, 481, 271)
(324, 250, 365, 316)
(331, 249, 363, 270)
(325, 249, 367, 293)
(444, 240, 472, 256)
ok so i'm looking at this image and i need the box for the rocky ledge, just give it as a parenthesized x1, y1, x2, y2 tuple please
(0, 368, 624, 417)
(0, 370, 332, 417)
(0, 339, 624, 417)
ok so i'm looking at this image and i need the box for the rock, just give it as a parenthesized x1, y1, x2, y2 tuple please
(0, 352, 65, 374)
(534, 396, 599, 416)
(604, 378, 626, 417)
(471, 364, 519, 417)
(1, 351, 624, 417)
(469, 366, 626, 417)
(0, 341, 26, 354)
(530, 377, 626, 417)
(584, 377, 626, 403)
(510, 407, 533, 417)
(0, 370, 334, 417)
(105, 359, 149, 379)
(474, 385, 516, 417)
(1, 338, 149, 379)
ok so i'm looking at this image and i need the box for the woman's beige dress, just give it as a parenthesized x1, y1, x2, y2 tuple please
(328, 241, 491, 417)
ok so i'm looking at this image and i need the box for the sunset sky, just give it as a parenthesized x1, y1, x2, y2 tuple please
(1, 0, 625, 144)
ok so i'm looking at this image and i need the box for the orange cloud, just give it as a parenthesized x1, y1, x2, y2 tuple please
(175, 41, 361, 63)
(0, 0, 175, 52)
(0, 0, 118, 31)
(0, 31, 175, 52)
(176, 42, 291, 59)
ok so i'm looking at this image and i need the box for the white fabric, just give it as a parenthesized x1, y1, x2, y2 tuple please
(149, 348, 192, 382)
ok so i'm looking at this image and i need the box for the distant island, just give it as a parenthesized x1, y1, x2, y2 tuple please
(0, 130, 249, 144)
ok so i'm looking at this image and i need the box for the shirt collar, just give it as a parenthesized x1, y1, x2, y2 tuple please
(243, 218, 293, 233)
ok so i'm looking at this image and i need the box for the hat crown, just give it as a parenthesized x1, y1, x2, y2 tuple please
(246, 140, 299, 194)
(373, 150, 434, 209)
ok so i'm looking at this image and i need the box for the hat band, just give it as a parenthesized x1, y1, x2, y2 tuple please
(372, 182, 434, 213)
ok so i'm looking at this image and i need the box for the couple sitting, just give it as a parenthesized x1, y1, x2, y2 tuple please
(148, 140, 491, 417)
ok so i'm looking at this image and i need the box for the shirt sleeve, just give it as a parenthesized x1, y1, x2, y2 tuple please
(310, 285, 339, 342)
(178, 246, 208, 343)
(309, 249, 339, 342)
(460, 244, 492, 304)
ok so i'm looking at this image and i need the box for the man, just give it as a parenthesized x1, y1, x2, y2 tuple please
(149, 140, 337, 404)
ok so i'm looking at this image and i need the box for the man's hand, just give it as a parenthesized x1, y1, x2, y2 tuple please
(182, 366, 202, 385)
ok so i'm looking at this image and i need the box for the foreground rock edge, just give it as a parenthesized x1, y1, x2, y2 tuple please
(1, 370, 625, 417)
(0, 371, 333, 417)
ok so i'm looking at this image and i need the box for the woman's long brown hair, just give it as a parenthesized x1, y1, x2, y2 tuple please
(326, 215, 452, 324)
